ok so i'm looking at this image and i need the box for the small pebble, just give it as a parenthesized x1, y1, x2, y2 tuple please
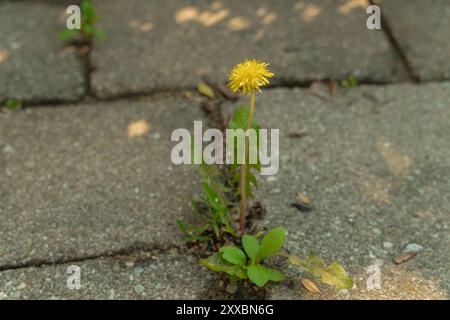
(17, 282, 26, 290)
(404, 243, 423, 253)
(2, 144, 13, 154)
(134, 284, 145, 294)
(372, 228, 381, 235)
(133, 266, 144, 276)
(125, 261, 135, 267)
(383, 242, 393, 249)
(225, 284, 238, 295)
(340, 289, 350, 295)
(108, 289, 115, 300)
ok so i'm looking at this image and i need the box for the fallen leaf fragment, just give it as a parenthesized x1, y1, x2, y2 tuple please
(327, 80, 336, 96)
(127, 120, 150, 138)
(297, 192, 311, 205)
(0, 49, 9, 63)
(393, 251, 417, 265)
(197, 82, 215, 99)
(300, 278, 322, 294)
(288, 253, 353, 289)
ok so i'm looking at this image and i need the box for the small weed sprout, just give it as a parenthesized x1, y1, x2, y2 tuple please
(3, 98, 22, 111)
(59, 0, 104, 42)
(201, 227, 287, 287)
(178, 164, 237, 244)
(0, 98, 22, 112)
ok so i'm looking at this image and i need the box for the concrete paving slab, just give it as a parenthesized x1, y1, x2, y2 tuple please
(379, 0, 450, 81)
(0, 251, 214, 299)
(223, 83, 450, 298)
(0, 96, 205, 268)
(0, 2, 86, 103)
(91, 0, 397, 98)
(267, 264, 447, 299)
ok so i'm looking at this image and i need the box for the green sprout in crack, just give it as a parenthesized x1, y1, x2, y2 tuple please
(178, 164, 237, 244)
(4, 98, 22, 110)
(201, 227, 287, 287)
(59, 0, 104, 42)
(341, 75, 358, 88)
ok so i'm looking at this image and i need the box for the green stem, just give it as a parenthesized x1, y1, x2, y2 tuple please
(239, 92, 255, 236)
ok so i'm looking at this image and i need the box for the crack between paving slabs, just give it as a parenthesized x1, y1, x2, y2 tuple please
(370, 0, 420, 82)
(14, 77, 436, 109)
(0, 244, 192, 272)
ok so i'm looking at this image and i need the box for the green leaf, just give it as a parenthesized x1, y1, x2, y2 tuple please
(266, 267, 285, 282)
(59, 29, 78, 41)
(247, 265, 269, 287)
(91, 27, 105, 39)
(228, 106, 248, 130)
(5, 99, 21, 110)
(82, 0, 95, 21)
(321, 261, 353, 289)
(219, 246, 247, 265)
(200, 253, 247, 279)
(81, 23, 94, 35)
(341, 75, 358, 88)
(289, 252, 353, 289)
(242, 235, 260, 262)
(228, 106, 260, 131)
(176, 219, 186, 232)
(258, 227, 287, 261)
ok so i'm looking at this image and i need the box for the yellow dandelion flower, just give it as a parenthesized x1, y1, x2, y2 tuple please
(228, 59, 274, 95)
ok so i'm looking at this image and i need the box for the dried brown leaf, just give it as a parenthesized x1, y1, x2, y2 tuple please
(297, 192, 311, 205)
(393, 251, 417, 265)
(300, 278, 322, 294)
(327, 80, 336, 96)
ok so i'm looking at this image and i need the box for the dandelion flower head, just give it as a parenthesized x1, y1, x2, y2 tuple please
(228, 59, 274, 95)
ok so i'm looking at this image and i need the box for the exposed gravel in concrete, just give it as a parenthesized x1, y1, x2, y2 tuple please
(0, 251, 215, 299)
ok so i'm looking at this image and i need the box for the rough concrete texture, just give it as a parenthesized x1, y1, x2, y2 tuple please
(90, 0, 398, 98)
(267, 264, 447, 300)
(0, 251, 214, 299)
(0, 96, 205, 268)
(223, 83, 450, 299)
(0, 2, 86, 102)
(379, 0, 450, 81)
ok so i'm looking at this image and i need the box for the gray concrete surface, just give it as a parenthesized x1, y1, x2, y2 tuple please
(0, 0, 449, 300)
(0, 96, 204, 268)
(0, 2, 86, 102)
(0, 251, 214, 299)
(90, 0, 398, 98)
(379, 0, 450, 81)
(223, 83, 450, 299)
